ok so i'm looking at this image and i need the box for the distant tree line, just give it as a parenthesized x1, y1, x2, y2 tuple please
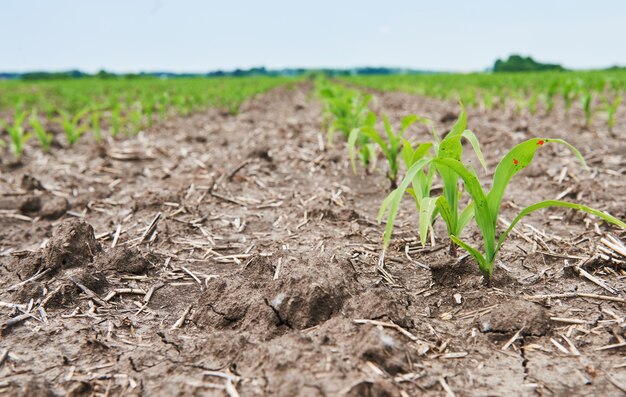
(0, 67, 435, 81)
(493, 55, 565, 73)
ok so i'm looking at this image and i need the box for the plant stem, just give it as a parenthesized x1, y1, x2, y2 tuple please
(449, 240, 458, 257)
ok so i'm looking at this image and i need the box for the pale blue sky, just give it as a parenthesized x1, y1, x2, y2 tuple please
(2, 0, 625, 73)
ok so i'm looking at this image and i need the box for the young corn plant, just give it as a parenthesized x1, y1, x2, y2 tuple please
(57, 108, 90, 145)
(385, 136, 626, 279)
(92, 111, 102, 142)
(130, 102, 144, 135)
(543, 82, 558, 115)
(318, 83, 373, 144)
(349, 114, 418, 188)
(562, 81, 576, 113)
(28, 111, 53, 151)
(528, 93, 539, 116)
(346, 111, 378, 174)
(604, 95, 621, 131)
(582, 92, 593, 127)
(380, 104, 487, 252)
(1, 111, 31, 159)
(110, 103, 123, 137)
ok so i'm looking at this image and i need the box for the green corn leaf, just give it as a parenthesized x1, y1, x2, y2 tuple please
(378, 188, 398, 223)
(487, 138, 587, 220)
(433, 157, 495, 261)
(496, 200, 626, 254)
(461, 130, 487, 171)
(382, 114, 394, 142)
(435, 196, 454, 236)
(419, 197, 438, 246)
(382, 157, 432, 247)
(450, 235, 491, 276)
(361, 126, 388, 156)
(365, 143, 378, 171)
(411, 142, 434, 166)
(446, 101, 467, 139)
(402, 139, 415, 168)
(364, 111, 377, 128)
(457, 201, 475, 235)
(433, 104, 468, 230)
(348, 128, 361, 174)
(401, 115, 418, 133)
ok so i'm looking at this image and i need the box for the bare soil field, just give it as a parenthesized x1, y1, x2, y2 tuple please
(1, 83, 625, 396)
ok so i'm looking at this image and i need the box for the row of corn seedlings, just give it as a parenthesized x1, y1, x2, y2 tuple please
(0, 76, 293, 159)
(344, 70, 625, 131)
(318, 78, 626, 280)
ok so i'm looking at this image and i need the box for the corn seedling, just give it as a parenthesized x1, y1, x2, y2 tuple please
(130, 102, 144, 134)
(380, 104, 487, 252)
(318, 83, 373, 144)
(544, 81, 558, 114)
(528, 93, 539, 116)
(4, 112, 31, 157)
(2, 111, 31, 159)
(562, 81, 576, 113)
(346, 111, 378, 174)
(384, 134, 626, 279)
(57, 108, 90, 145)
(28, 111, 53, 151)
(582, 92, 593, 127)
(92, 111, 102, 142)
(349, 114, 418, 188)
(604, 95, 621, 131)
(110, 103, 122, 136)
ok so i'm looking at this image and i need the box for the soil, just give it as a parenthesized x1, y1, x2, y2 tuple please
(1, 82, 625, 396)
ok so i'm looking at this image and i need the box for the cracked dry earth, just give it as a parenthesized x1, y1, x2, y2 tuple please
(1, 82, 626, 396)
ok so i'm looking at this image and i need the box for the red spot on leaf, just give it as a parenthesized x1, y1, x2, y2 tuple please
(537, 140, 545, 146)
(513, 158, 519, 165)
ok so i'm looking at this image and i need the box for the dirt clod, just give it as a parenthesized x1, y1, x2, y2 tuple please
(9, 251, 44, 280)
(44, 218, 101, 272)
(97, 246, 150, 274)
(40, 196, 69, 220)
(18, 195, 42, 213)
(479, 300, 550, 336)
(69, 268, 110, 294)
(430, 253, 477, 287)
(20, 174, 44, 191)
(195, 253, 355, 336)
(356, 326, 412, 375)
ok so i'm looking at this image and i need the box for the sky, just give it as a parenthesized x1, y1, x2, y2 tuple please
(2, 0, 625, 73)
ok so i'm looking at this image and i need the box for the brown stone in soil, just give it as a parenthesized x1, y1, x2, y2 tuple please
(44, 218, 101, 272)
(96, 246, 151, 274)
